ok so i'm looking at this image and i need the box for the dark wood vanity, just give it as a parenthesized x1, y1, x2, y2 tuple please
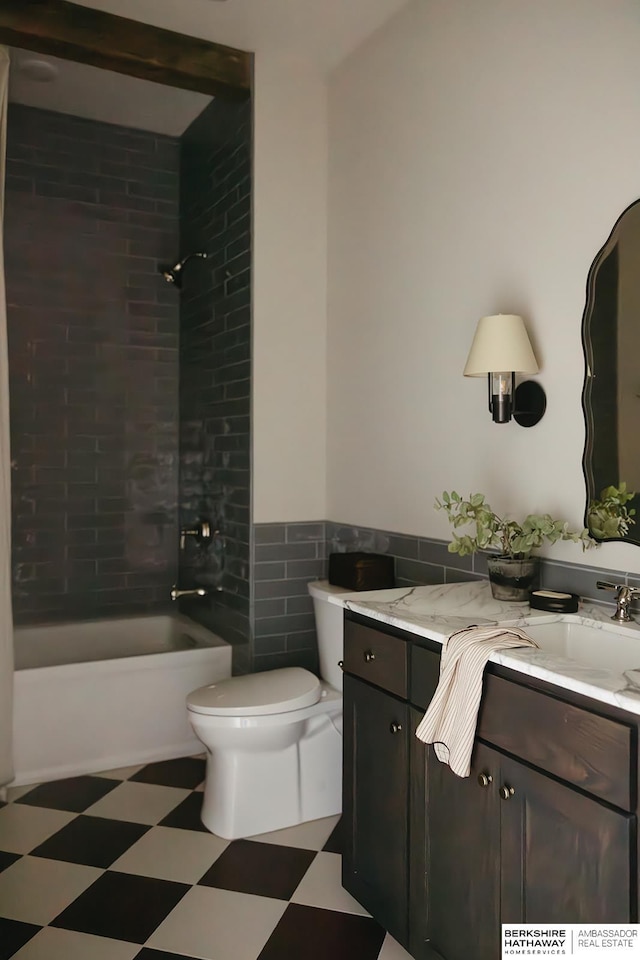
(342, 611, 638, 960)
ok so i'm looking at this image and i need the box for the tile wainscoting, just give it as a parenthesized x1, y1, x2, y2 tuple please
(252, 523, 327, 674)
(251, 520, 633, 671)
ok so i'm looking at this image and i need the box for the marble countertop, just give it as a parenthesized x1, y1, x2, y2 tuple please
(325, 580, 640, 717)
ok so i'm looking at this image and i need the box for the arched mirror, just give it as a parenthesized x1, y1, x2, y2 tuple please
(582, 199, 640, 544)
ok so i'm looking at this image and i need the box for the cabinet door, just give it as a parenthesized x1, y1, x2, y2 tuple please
(409, 711, 447, 960)
(425, 741, 501, 960)
(499, 754, 634, 924)
(343, 674, 409, 946)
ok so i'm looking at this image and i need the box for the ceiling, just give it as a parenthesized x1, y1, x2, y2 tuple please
(8, 49, 213, 136)
(7, 0, 409, 135)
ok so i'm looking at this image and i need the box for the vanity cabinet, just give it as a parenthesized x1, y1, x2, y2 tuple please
(342, 619, 411, 947)
(343, 674, 409, 945)
(419, 740, 632, 960)
(343, 612, 638, 960)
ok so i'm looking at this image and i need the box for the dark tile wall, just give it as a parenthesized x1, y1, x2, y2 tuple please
(5, 105, 180, 624)
(326, 521, 628, 612)
(177, 98, 252, 664)
(250, 518, 633, 674)
(250, 519, 481, 675)
(326, 521, 479, 588)
(252, 522, 327, 673)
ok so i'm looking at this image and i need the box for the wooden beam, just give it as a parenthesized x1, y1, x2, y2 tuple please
(0, 0, 251, 100)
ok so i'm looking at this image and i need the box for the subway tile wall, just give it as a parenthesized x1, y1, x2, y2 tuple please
(252, 523, 327, 673)
(251, 519, 480, 674)
(5, 105, 181, 624)
(325, 521, 626, 611)
(177, 98, 252, 662)
(251, 519, 628, 672)
(326, 521, 479, 588)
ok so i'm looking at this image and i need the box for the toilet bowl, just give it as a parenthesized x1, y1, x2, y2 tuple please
(186, 580, 351, 840)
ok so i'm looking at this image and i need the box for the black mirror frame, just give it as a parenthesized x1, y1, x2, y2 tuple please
(581, 197, 640, 545)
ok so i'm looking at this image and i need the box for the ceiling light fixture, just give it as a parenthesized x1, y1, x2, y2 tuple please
(18, 58, 59, 83)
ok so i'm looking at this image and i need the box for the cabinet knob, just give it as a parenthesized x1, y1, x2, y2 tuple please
(477, 772, 493, 788)
(364, 650, 376, 662)
(389, 722, 402, 734)
(338, 660, 344, 669)
(499, 784, 515, 800)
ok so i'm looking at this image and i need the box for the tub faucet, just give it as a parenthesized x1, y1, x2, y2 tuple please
(170, 586, 207, 601)
(596, 580, 640, 622)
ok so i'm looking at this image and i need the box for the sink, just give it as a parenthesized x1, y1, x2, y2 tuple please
(521, 619, 640, 675)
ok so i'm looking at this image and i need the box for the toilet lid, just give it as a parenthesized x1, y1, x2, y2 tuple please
(187, 667, 322, 717)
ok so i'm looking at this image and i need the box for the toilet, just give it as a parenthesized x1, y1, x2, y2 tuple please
(186, 580, 351, 839)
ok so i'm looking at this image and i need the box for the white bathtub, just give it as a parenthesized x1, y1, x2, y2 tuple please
(12, 614, 231, 786)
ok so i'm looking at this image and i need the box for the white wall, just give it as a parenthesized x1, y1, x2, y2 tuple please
(327, 0, 640, 573)
(251, 55, 327, 522)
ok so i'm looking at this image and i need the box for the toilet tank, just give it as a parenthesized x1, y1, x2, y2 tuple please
(307, 580, 354, 692)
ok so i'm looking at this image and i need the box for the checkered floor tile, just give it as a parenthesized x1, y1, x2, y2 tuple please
(0, 758, 411, 960)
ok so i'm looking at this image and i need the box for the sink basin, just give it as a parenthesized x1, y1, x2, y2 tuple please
(521, 619, 640, 675)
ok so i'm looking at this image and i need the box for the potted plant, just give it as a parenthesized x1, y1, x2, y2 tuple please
(435, 490, 595, 601)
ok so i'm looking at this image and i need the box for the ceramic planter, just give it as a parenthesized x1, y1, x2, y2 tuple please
(486, 555, 540, 602)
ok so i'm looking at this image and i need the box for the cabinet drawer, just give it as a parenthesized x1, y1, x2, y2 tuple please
(344, 619, 408, 698)
(478, 674, 634, 811)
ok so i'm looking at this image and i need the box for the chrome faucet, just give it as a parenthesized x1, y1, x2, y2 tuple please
(170, 586, 207, 601)
(596, 580, 640, 622)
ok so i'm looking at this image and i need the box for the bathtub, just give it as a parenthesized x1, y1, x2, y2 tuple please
(12, 614, 231, 786)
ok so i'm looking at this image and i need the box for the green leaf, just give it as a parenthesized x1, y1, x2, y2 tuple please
(436, 485, 605, 558)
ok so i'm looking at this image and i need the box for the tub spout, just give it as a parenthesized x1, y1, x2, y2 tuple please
(170, 586, 207, 601)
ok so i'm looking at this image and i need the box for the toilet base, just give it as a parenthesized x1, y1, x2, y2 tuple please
(198, 710, 342, 839)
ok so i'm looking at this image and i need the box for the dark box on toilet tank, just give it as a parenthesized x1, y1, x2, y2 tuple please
(328, 552, 395, 591)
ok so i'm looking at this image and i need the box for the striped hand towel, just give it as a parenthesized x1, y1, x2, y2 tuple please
(415, 624, 538, 777)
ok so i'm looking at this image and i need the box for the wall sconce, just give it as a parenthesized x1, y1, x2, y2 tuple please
(463, 314, 546, 426)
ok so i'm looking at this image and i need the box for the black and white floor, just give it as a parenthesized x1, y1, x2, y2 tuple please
(0, 757, 411, 960)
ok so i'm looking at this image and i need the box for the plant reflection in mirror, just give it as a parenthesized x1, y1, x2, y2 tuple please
(587, 483, 636, 540)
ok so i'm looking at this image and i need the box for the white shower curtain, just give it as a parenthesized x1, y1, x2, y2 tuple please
(0, 46, 14, 791)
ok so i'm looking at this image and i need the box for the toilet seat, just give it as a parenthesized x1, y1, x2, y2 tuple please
(187, 666, 322, 717)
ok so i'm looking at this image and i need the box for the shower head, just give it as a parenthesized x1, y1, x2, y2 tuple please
(160, 251, 208, 288)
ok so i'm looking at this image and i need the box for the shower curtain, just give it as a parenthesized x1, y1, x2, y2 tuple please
(0, 46, 14, 792)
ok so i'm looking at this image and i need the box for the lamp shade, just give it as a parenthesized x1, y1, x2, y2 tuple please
(463, 314, 539, 377)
